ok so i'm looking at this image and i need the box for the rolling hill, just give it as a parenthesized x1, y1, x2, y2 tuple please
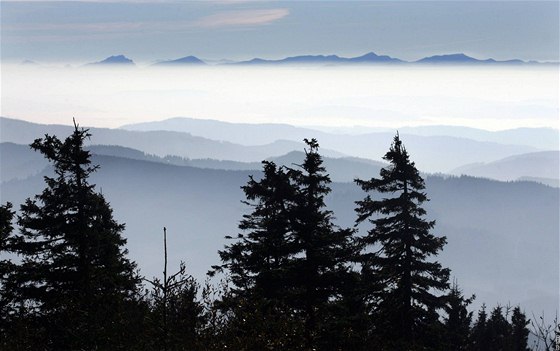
(0, 117, 345, 163)
(0, 142, 383, 184)
(451, 151, 559, 185)
(119, 117, 541, 172)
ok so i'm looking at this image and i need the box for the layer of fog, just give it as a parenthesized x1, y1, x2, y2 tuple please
(1, 64, 558, 131)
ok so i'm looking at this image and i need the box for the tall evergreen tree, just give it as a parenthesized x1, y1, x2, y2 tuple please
(288, 138, 357, 349)
(214, 139, 358, 350)
(215, 160, 296, 301)
(355, 133, 450, 349)
(212, 160, 304, 348)
(3, 122, 142, 350)
(0, 202, 23, 349)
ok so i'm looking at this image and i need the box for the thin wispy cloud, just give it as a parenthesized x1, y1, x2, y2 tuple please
(3, 7, 290, 39)
(193, 8, 289, 28)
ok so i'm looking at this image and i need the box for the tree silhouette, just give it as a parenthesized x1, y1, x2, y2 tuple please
(211, 160, 305, 348)
(443, 280, 475, 350)
(213, 140, 358, 349)
(510, 306, 530, 351)
(215, 161, 296, 301)
(0, 202, 29, 349)
(355, 133, 450, 349)
(4, 122, 142, 350)
(287, 138, 357, 349)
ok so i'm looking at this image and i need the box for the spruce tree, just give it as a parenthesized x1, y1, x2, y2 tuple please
(443, 281, 475, 350)
(355, 133, 450, 349)
(486, 305, 511, 350)
(510, 306, 530, 351)
(4, 122, 142, 350)
(212, 160, 304, 348)
(215, 160, 296, 301)
(470, 304, 490, 351)
(288, 138, 357, 349)
(0, 202, 22, 349)
(468, 304, 530, 351)
(0, 202, 14, 303)
(214, 140, 358, 350)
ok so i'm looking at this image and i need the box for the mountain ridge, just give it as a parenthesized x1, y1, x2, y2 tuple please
(56, 52, 558, 67)
(86, 54, 135, 66)
(1, 116, 545, 173)
(152, 56, 206, 66)
(122, 117, 559, 150)
(450, 150, 559, 183)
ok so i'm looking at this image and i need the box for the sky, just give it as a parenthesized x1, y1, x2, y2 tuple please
(1, 1, 559, 64)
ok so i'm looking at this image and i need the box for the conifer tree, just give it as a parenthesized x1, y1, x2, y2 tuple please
(0, 202, 22, 349)
(214, 140, 358, 350)
(288, 138, 357, 349)
(0, 202, 14, 303)
(510, 306, 530, 351)
(470, 304, 490, 351)
(443, 281, 475, 350)
(473, 305, 531, 351)
(212, 160, 304, 348)
(215, 161, 296, 301)
(486, 305, 511, 349)
(4, 122, 142, 350)
(355, 133, 450, 349)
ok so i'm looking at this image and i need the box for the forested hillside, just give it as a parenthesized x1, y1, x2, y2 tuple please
(1, 126, 557, 350)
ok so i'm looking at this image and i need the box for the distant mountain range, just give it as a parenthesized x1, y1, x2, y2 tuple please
(234, 52, 403, 65)
(0, 117, 346, 163)
(415, 53, 526, 65)
(0, 142, 385, 184)
(450, 151, 559, 187)
(122, 117, 559, 151)
(81, 52, 556, 67)
(118, 117, 554, 173)
(3, 116, 557, 184)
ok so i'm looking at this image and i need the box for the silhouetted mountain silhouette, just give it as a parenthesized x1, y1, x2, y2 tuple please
(73, 52, 555, 67)
(235, 52, 402, 65)
(88, 55, 135, 66)
(416, 53, 524, 64)
(153, 56, 206, 66)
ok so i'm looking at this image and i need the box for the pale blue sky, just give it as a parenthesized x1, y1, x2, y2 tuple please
(1, 1, 558, 63)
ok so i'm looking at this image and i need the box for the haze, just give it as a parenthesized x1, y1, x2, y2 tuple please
(2, 64, 558, 131)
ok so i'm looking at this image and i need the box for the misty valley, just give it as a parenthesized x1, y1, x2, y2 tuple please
(0, 116, 558, 350)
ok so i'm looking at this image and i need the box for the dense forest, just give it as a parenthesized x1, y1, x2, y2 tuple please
(0, 125, 557, 350)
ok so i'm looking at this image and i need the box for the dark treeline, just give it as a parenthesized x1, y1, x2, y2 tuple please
(0, 125, 555, 350)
